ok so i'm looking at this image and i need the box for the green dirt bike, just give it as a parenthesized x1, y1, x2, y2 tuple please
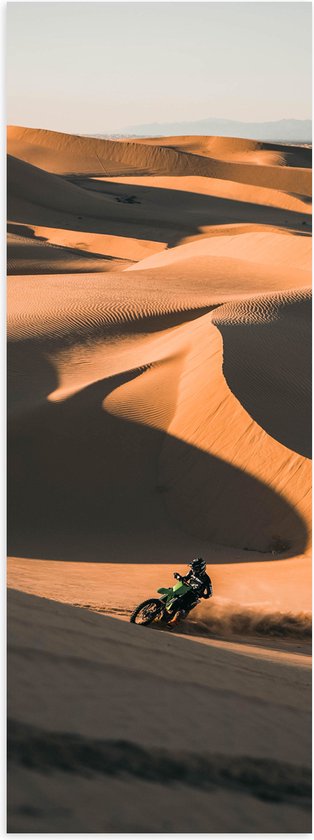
(130, 577, 200, 627)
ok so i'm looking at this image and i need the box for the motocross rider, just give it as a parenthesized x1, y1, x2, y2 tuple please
(169, 557, 212, 625)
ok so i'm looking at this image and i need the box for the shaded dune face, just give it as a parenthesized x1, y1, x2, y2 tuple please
(7, 127, 312, 565)
(213, 292, 312, 459)
(7, 344, 307, 561)
(7, 230, 128, 275)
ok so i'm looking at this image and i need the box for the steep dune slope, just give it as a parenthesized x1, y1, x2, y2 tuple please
(8, 268, 311, 562)
(213, 290, 311, 458)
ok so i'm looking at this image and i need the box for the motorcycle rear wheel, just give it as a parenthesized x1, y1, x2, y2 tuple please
(130, 598, 163, 626)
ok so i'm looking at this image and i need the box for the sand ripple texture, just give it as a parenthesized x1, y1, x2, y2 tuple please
(213, 287, 311, 325)
(8, 273, 217, 342)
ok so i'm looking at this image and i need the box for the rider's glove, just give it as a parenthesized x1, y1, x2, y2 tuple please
(173, 572, 181, 580)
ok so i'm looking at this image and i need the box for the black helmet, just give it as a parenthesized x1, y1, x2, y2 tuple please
(189, 557, 206, 575)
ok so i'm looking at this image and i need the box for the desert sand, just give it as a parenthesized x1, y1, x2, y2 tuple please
(7, 126, 311, 832)
(8, 590, 311, 832)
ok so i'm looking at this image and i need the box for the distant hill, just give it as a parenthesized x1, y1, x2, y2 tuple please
(116, 118, 312, 143)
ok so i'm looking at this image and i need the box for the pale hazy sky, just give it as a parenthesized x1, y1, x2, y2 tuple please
(7, 2, 312, 133)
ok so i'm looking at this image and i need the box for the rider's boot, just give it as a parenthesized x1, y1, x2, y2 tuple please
(167, 609, 186, 628)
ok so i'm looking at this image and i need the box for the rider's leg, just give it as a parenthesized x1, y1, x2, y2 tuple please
(167, 594, 196, 627)
(166, 602, 186, 626)
(166, 611, 181, 628)
(173, 597, 198, 623)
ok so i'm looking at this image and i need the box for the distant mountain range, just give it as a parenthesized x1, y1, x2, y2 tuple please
(115, 117, 312, 143)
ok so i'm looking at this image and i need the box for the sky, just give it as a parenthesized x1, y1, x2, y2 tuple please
(7, 2, 312, 134)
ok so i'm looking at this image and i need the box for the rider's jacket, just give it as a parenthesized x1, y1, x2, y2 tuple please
(178, 571, 212, 599)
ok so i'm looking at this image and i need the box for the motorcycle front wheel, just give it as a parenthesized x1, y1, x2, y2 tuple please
(130, 598, 163, 626)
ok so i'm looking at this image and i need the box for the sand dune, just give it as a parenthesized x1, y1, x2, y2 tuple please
(9, 154, 310, 269)
(132, 134, 312, 168)
(8, 126, 312, 193)
(8, 275, 311, 562)
(99, 172, 311, 216)
(127, 229, 312, 272)
(7, 127, 312, 830)
(7, 229, 130, 275)
(213, 290, 311, 456)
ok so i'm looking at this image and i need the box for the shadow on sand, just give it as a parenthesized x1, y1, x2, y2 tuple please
(8, 161, 311, 252)
(8, 338, 308, 562)
(214, 296, 312, 459)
